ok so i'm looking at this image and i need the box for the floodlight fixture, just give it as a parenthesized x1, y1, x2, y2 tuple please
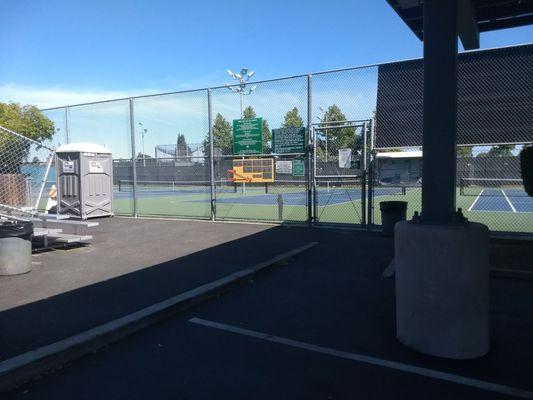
(226, 67, 257, 118)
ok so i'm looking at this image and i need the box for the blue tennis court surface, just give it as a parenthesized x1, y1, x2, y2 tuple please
(197, 187, 408, 206)
(469, 188, 533, 213)
(113, 186, 410, 206)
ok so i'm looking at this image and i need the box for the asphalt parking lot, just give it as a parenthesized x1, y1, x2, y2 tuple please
(3, 222, 533, 400)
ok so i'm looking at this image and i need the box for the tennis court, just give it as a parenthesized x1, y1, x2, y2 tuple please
(462, 179, 533, 213)
(111, 177, 533, 232)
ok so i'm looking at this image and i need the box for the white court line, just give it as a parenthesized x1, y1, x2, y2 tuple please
(189, 317, 533, 400)
(502, 189, 517, 213)
(467, 189, 484, 212)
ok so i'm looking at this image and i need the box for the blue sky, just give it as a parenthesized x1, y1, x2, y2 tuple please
(2, 0, 532, 104)
(2, 0, 532, 158)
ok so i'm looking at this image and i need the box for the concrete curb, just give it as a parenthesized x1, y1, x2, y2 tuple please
(0, 242, 318, 392)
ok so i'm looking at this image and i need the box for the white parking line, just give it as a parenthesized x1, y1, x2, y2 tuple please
(189, 317, 533, 400)
(467, 189, 484, 212)
(501, 189, 517, 212)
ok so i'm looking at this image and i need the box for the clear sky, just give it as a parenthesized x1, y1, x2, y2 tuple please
(1, 0, 532, 107)
(1, 0, 532, 158)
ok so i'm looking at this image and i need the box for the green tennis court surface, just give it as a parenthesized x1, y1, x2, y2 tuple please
(112, 181, 533, 233)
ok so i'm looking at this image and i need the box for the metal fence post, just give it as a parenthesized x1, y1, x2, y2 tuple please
(367, 118, 375, 228)
(307, 74, 314, 225)
(129, 98, 138, 217)
(65, 106, 71, 144)
(208, 88, 216, 222)
(361, 122, 367, 228)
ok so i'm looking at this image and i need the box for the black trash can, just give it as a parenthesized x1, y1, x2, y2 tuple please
(0, 221, 33, 275)
(380, 201, 407, 237)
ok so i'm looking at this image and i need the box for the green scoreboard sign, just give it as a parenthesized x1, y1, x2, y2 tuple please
(272, 127, 306, 154)
(233, 118, 263, 155)
(292, 159, 305, 177)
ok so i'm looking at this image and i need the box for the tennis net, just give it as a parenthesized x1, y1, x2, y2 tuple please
(117, 180, 236, 194)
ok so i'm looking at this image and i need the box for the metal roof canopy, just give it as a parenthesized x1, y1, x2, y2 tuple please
(387, 0, 533, 49)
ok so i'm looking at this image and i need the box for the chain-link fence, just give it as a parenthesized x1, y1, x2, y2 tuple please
(372, 43, 533, 235)
(34, 43, 532, 235)
(0, 125, 56, 219)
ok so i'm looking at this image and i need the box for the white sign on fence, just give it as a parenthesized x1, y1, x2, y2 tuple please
(338, 149, 352, 169)
(275, 160, 293, 174)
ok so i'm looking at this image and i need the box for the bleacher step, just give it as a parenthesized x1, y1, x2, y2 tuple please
(45, 233, 93, 244)
(33, 228, 63, 237)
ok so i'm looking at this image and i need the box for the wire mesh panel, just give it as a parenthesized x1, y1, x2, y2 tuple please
(312, 67, 378, 225)
(0, 126, 56, 218)
(69, 99, 134, 215)
(41, 107, 68, 148)
(132, 91, 210, 219)
(211, 76, 309, 222)
(457, 147, 533, 234)
(373, 44, 533, 234)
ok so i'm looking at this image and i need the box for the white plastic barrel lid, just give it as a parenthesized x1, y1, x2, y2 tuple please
(56, 142, 111, 154)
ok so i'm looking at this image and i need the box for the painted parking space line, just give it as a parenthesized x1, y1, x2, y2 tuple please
(468, 189, 484, 212)
(189, 317, 533, 400)
(501, 189, 517, 213)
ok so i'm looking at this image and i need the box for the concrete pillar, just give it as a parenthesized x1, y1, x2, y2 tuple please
(395, 221, 489, 359)
(421, 0, 458, 223)
(395, 0, 490, 359)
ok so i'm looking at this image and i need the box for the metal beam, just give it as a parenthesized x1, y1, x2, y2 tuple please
(458, 0, 480, 50)
(421, 0, 459, 222)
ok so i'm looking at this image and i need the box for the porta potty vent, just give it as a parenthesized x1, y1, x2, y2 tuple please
(55, 143, 114, 219)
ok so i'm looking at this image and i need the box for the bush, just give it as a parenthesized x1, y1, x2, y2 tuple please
(520, 146, 533, 197)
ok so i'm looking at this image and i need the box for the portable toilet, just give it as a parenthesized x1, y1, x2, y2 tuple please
(55, 143, 114, 219)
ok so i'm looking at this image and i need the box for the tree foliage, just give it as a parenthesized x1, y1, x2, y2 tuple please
(320, 105, 354, 152)
(488, 144, 515, 157)
(176, 133, 191, 157)
(0, 102, 54, 141)
(457, 146, 473, 157)
(203, 113, 232, 155)
(0, 102, 55, 173)
(282, 107, 304, 128)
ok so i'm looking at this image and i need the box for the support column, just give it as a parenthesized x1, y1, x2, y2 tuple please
(395, 0, 490, 359)
(421, 0, 458, 222)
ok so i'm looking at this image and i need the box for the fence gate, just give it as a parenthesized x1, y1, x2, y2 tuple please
(311, 119, 372, 226)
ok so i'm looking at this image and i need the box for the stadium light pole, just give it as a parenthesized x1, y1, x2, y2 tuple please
(138, 122, 148, 167)
(226, 68, 256, 119)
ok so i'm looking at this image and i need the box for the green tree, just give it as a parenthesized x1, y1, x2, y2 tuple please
(317, 105, 356, 161)
(488, 144, 515, 157)
(176, 133, 191, 157)
(203, 113, 232, 155)
(457, 146, 473, 157)
(282, 107, 304, 128)
(0, 102, 54, 173)
(243, 106, 271, 153)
